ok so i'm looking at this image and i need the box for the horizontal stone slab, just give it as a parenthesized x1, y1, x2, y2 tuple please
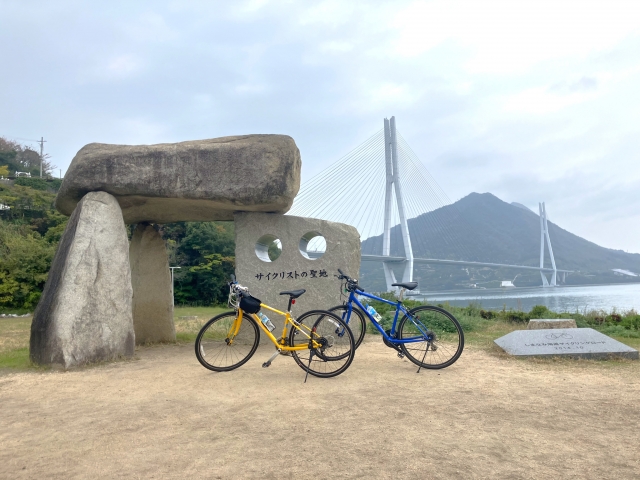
(495, 328, 638, 360)
(527, 319, 577, 329)
(55, 135, 301, 224)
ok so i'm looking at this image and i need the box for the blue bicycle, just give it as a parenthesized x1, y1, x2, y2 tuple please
(329, 269, 464, 370)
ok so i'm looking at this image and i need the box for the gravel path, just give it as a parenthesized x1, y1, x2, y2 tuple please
(1, 341, 639, 479)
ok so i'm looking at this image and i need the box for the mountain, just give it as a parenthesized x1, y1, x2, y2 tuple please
(359, 193, 640, 291)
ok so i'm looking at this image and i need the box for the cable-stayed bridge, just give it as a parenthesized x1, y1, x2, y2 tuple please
(288, 117, 571, 292)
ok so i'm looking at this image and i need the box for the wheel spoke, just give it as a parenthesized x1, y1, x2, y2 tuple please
(289, 310, 356, 378)
(398, 306, 464, 369)
(195, 312, 260, 372)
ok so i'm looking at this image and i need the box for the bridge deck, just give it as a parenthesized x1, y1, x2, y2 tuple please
(361, 254, 572, 273)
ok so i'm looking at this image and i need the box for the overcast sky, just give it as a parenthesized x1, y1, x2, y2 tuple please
(2, 0, 639, 253)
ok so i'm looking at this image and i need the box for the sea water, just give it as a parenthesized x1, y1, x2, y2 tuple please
(417, 283, 640, 313)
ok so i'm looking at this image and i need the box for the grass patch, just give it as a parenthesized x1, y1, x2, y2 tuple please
(3, 303, 638, 369)
(0, 347, 31, 369)
(0, 316, 44, 370)
(0, 316, 32, 352)
(174, 305, 228, 343)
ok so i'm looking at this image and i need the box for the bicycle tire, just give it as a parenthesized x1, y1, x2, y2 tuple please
(195, 311, 260, 372)
(397, 305, 464, 369)
(288, 310, 355, 378)
(328, 304, 366, 349)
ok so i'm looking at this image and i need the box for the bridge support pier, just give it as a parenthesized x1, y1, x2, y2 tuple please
(539, 202, 557, 287)
(382, 116, 413, 292)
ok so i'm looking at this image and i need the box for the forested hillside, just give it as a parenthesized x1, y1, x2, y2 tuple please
(0, 138, 236, 311)
(360, 193, 640, 291)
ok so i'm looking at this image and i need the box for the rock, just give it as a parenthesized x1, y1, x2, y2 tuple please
(234, 213, 361, 337)
(527, 319, 577, 329)
(130, 223, 175, 344)
(30, 192, 134, 368)
(55, 135, 301, 224)
(494, 328, 638, 359)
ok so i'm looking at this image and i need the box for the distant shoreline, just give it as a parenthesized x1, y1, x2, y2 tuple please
(411, 282, 640, 299)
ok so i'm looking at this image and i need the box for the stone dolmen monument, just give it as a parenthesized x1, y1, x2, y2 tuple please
(30, 135, 360, 368)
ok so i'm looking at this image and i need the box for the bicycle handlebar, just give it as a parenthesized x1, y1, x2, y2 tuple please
(228, 280, 249, 295)
(336, 269, 363, 292)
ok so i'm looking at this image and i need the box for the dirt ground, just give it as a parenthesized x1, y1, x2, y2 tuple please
(1, 340, 639, 479)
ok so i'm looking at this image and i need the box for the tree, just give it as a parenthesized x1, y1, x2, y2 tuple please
(0, 136, 56, 177)
(0, 165, 8, 177)
(158, 221, 236, 305)
(0, 221, 56, 309)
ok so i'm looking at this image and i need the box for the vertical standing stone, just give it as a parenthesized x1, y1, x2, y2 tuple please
(129, 223, 175, 344)
(30, 192, 134, 368)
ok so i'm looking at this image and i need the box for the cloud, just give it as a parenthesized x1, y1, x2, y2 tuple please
(1, 0, 639, 253)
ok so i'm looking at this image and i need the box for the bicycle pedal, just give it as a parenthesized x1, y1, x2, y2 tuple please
(262, 349, 281, 369)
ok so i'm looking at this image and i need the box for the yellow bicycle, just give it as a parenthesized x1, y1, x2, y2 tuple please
(194, 279, 355, 379)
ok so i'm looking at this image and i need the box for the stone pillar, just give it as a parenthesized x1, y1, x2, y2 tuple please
(129, 223, 175, 344)
(30, 192, 134, 368)
(234, 212, 361, 338)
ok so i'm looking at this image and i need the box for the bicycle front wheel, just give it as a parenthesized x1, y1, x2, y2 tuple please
(397, 306, 464, 369)
(288, 310, 355, 378)
(328, 304, 366, 349)
(195, 311, 260, 372)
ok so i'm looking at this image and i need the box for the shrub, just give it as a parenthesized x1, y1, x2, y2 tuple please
(14, 177, 49, 191)
(530, 305, 553, 319)
(501, 310, 528, 323)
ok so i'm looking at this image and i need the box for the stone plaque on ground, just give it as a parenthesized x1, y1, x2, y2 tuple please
(495, 328, 638, 359)
(527, 319, 577, 329)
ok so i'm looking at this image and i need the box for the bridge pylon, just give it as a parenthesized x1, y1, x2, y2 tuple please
(382, 116, 414, 292)
(539, 202, 558, 287)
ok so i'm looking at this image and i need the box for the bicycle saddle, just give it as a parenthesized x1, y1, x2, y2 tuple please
(279, 289, 306, 298)
(391, 282, 418, 290)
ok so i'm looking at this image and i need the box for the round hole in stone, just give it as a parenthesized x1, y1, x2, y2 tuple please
(299, 231, 326, 260)
(255, 234, 282, 262)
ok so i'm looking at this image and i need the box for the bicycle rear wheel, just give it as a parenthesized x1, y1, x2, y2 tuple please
(195, 311, 260, 372)
(397, 306, 464, 369)
(288, 310, 355, 378)
(328, 304, 366, 349)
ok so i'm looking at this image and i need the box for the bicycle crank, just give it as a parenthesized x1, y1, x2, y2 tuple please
(276, 337, 292, 356)
(382, 329, 405, 356)
(262, 349, 282, 368)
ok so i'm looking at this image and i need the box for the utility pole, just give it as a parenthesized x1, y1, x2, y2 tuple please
(38, 137, 46, 178)
(169, 267, 181, 306)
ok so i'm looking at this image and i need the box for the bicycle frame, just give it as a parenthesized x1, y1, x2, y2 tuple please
(232, 303, 320, 351)
(345, 290, 430, 344)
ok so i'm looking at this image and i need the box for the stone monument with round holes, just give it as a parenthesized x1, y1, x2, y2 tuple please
(234, 212, 361, 337)
(30, 133, 361, 368)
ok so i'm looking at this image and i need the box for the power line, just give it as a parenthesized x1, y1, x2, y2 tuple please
(1, 135, 41, 143)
